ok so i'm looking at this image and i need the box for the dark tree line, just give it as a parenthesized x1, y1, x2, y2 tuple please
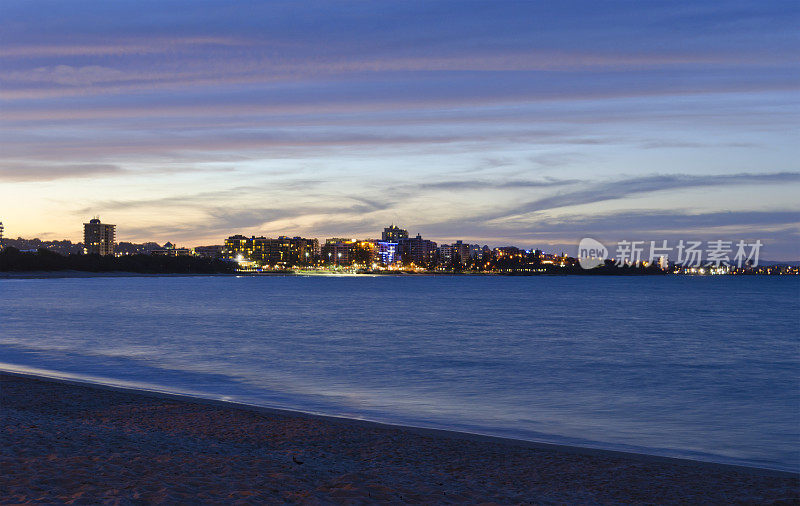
(545, 260, 667, 275)
(497, 258, 667, 275)
(0, 248, 236, 274)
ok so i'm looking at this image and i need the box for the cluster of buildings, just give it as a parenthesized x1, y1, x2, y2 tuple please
(0, 219, 640, 273)
(2, 218, 795, 275)
(221, 225, 502, 270)
(73, 219, 493, 270)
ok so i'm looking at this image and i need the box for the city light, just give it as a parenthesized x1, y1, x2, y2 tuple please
(4, 221, 795, 276)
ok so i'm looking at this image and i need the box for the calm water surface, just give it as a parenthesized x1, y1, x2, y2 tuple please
(1, 275, 798, 471)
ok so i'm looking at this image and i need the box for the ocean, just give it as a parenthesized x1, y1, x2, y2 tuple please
(1, 275, 798, 471)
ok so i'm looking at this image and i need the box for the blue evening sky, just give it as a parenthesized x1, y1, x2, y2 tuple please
(1, 1, 798, 258)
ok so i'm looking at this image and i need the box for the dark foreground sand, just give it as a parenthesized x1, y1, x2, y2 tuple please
(1, 373, 797, 504)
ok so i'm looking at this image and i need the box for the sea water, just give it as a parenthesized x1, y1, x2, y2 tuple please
(1, 275, 797, 471)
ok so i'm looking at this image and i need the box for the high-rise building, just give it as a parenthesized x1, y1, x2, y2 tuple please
(398, 234, 437, 266)
(0, 221, 4, 249)
(438, 244, 453, 264)
(453, 240, 471, 264)
(83, 218, 116, 256)
(382, 225, 408, 242)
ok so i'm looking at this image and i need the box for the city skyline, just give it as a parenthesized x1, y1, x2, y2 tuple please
(2, 3, 799, 502)
(3, 218, 790, 272)
(1, 1, 799, 259)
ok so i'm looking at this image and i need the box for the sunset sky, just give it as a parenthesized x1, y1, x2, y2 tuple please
(1, 1, 798, 258)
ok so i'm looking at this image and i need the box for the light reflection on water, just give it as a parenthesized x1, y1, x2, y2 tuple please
(1, 275, 798, 471)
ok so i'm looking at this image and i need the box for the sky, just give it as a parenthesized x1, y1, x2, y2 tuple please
(1, 1, 798, 259)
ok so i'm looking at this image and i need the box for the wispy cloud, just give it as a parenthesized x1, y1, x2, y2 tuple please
(417, 178, 578, 191)
(417, 209, 800, 258)
(0, 37, 246, 58)
(74, 182, 321, 214)
(519, 209, 800, 236)
(4, 65, 127, 86)
(0, 163, 124, 182)
(117, 198, 395, 242)
(486, 172, 800, 220)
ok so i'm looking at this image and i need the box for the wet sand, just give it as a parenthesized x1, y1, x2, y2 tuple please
(1, 372, 797, 504)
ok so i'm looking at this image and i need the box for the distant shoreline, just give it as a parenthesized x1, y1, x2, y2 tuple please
(0, 270, 238, 279)
(0, 270, 663, 278)
(1, 270, 793, 279)
(3, 248, 795, 276)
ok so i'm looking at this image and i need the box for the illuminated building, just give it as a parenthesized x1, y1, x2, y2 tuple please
(469, 244, 483, 260)
(325, 237, 351, 244)
(398, 234, 437, 265)
(277, 236, 319, 266)
(224, 235, 250, 257)
(353, 240, 378, 266)
(382, 225, 408, 242)
(438, 243, 453, 264)
(453, 240, 471, 264)
(321, 239, 355, 265)
(223, 235, 318, 267)
(0, 221, 4, 249)
(377, 241, 399, 265)
(495, 246, 521, 257)
(83, 218, 116, 256)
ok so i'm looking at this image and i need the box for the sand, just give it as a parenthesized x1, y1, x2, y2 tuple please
(1, 372, 797, 504)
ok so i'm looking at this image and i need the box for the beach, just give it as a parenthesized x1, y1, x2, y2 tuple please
(1, 372, 797, 504)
